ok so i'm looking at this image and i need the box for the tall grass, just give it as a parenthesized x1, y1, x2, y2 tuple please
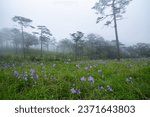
(0, 56, 150, 100)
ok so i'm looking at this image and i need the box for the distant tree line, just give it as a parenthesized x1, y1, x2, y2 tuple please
(57, 33, 150, 59)
(0, 27, 149, 59)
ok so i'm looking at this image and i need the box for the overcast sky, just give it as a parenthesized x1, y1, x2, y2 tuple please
(0, 0, 150, 45)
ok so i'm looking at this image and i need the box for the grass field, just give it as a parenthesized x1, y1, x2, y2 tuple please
(0, 57, 150, 100)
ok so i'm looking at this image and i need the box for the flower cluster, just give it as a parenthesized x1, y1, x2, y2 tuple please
(40, 63, 45, 69)
(40, 63, 47, 79)
(99, 85, 106, 91)
(84, 66, 89, 71)
(71, 88, 81, 94)
(30, 69, 38, 79)
(99, 85, 113, 92)
(80, 76, 95, 83)
(80, 76, 86, 81)
(23, 72, 28, 81)
(88, 76, 95, 83)
(107, 85, 113, 92)
(14, 70, 20, 79)
(84, 66, 93, 70)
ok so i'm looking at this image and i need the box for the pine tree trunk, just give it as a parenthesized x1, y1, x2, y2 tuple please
(113, 0, 120, 61)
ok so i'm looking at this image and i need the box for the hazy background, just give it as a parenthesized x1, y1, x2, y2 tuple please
(0, 0, 150, 45)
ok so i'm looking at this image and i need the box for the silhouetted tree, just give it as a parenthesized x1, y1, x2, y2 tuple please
(45, 37, 56, 52)
(86, 33, 105, 59)
(37, 26, 52, 57)
(12, 16, 34, 58)
(11, 28, 21, 54)
(0, 28, 12, 48)
(24, 32, 39, 52)
(70, 31, 84, 60)
(135, 43, 150, 57)
(92, 0, 132, 60)
(58, 38, 73, 53)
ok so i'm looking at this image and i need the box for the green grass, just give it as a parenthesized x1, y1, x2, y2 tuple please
(0, 57, 150, 100)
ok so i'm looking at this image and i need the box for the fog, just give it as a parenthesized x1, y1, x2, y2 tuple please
(0, 0, 150, 45)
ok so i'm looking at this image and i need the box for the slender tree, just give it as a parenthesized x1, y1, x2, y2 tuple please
(45, 37, 56, 52)
(37, 26, 52, 57)
(70, 31, 84, 60)
(24, 32, 39, 52)
(0, 28, 12, 48)
(12, 16, 34, 58)
(11, 28, 21, 54)
(92, 0, 132, 60)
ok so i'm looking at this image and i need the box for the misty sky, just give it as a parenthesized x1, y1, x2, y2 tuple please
(0, 0, 150, 45)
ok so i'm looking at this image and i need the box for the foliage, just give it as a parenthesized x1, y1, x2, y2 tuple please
(12, 16, 33, 27)
(92, 0, 132, 25)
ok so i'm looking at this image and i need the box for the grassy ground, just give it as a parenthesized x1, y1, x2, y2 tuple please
(0, 57, 150, 100)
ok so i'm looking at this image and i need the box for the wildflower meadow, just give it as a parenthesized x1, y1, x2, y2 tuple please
(0, 57, 150, 100)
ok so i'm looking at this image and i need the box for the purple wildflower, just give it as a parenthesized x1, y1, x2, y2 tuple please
(14, 70, 20, 79)
(40, 63, 44, 66)
(99, 85, 107, 92)
(71, 88, 76, 94)
(30, 69, 38, 79)
(40, 63, 45, 69)
(107, 85, 113, 92)
(12, 64, 15, 67)
(88, 76, 95, 83)
(84, 66, 89, 71)
(80, 76, 86, 81)
(99, 85, 105, 90)
(71, 88, 81, 94)
(24, 77, 27, 81)
(76, 89, 81, 94)
(23, 72, 28, 81)
(30, 69, 35, 78)
(35, 74, 39, 79)
(30, 69, 36, 74)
